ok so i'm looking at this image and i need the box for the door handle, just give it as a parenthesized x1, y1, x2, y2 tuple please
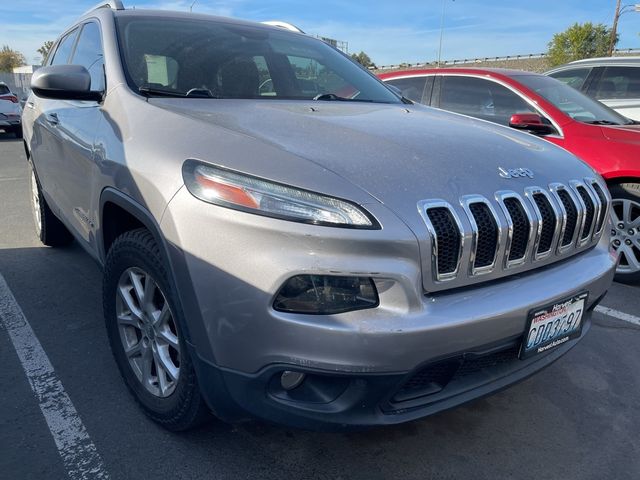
(45, 113, 59, 125)
(26, 101, 35, 109)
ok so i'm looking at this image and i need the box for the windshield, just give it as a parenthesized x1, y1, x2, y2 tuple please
(115, 15, 400, 103)
(516, 74, 632, 125)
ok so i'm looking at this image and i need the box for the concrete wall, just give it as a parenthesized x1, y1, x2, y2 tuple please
(0, 72, 33, 100)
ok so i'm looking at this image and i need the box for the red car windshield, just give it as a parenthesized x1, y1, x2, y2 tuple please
(517, 74, 634, 126)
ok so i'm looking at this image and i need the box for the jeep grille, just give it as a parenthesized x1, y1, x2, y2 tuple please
(418, 178, 610, 290)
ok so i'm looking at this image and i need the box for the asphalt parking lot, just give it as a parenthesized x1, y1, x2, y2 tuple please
(0, 131, 639, 480)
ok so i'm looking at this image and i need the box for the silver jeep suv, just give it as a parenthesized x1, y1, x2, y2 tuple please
(22, 1, 616, 430)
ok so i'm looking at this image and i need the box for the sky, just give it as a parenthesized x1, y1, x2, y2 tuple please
(0, 0, 638, 67)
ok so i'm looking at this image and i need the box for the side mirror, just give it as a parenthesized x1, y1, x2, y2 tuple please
(509, 113, 555, 136)
(31, 65, 102, 101)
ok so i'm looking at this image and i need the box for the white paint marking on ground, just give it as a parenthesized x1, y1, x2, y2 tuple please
(0, 274, 110, 480)
(595, 305, 640, 327)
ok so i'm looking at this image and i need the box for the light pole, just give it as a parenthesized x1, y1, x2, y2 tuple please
(436, 0, 454, 68)
(190, 0, 198, 12)
(609, 1, 640, 55)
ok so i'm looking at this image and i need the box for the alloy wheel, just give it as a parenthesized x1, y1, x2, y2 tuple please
(116, 267, 181, 397)
(611, 198, 640, 274)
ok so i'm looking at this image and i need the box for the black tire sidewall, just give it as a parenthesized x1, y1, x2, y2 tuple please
(28, 162, 45, 240)
(28, 161, 73, 247)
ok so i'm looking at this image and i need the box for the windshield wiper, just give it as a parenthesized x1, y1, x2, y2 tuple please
(583, 119, 621, 125)
(138, 86, 188, 98)
(312, 93, 376, 103)
(139, 86, 221, 99)
(313, 93, 348, 101)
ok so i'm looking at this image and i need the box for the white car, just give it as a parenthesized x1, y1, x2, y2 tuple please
(546, 57, 640, 121)
(0, 82, 23, 138)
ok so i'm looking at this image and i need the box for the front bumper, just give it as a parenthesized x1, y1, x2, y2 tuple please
(194, 313, 595, 430)
(161, 188, 616, 428)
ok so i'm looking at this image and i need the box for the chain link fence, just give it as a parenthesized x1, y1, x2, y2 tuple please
(371, 48, 640, 74)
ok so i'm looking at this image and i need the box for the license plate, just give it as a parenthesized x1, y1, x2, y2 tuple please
(520, 292, 587, 359)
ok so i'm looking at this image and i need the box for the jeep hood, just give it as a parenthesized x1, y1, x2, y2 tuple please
(150, 99, 598, 228)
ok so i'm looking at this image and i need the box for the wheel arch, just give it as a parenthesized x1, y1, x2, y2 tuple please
(603, 174, 640, 187)
(99, 188, 198, 344)
(99, 188, 165, 263)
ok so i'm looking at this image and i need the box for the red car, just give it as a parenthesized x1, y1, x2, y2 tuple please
(380, 68, 640, 283)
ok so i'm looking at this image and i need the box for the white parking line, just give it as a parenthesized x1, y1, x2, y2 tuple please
(595, 305, 640, 327)
(0, 274, 110, 480)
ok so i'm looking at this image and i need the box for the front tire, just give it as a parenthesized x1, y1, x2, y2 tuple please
(103, 228, 210, 431)
(29, 162, 73, 247)
(610, 183, 640, 284)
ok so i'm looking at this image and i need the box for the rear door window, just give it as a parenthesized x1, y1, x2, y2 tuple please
(385, 76, 428, 103)
(70, 22, 105, 92)
(592, 66, 640, 100)
(50, 29, 79, 66)
(438, 76, 536, 126)
(548, 68, 592, 90)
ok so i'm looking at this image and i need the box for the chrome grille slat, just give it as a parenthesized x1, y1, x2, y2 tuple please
(418, 200, 464, 282)
(419, 179, 609, 287)
(585, 178, 607, 236)
(496, 192, 532, 268)
(461, 196, 501, 275)
(525, 187, 562, 260)
(570, 180, 598, 246)
(549, 184, 581, 253)
(577, 186, 595, 240)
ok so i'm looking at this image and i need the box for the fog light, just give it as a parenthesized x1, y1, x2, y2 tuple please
(280, 371, 306, 390)
(273, 275, 379, 314)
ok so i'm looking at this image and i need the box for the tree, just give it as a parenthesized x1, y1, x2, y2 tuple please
(350, 51, 376, 69)
(0, 45, 26, 72)
(547, 23, 615, 67)
(37, 41, 54, 65)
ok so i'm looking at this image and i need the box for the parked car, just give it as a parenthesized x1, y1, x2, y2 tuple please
(380, 68, 640, 283)
(0, 82, 19, 103)
(23, 3, 615, 431)
(0, 82, 23, 137)
(546, 57, 640, 121)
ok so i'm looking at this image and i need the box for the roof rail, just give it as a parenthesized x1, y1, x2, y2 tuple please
(82, 1, 125, 16)
(261, 21, 305, 34)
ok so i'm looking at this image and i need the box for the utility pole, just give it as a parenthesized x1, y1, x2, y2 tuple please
(437, 0, 454, 67)
(436, 0, 446, 67)
(190, 0, 198, 12)
(609, 0, 622, 56)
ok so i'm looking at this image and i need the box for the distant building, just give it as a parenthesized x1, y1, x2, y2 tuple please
(0, 65, 41, 99)
(13, 65, 40, 74)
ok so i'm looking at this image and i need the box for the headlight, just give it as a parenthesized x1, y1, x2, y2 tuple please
(182, 160, 379, 229)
